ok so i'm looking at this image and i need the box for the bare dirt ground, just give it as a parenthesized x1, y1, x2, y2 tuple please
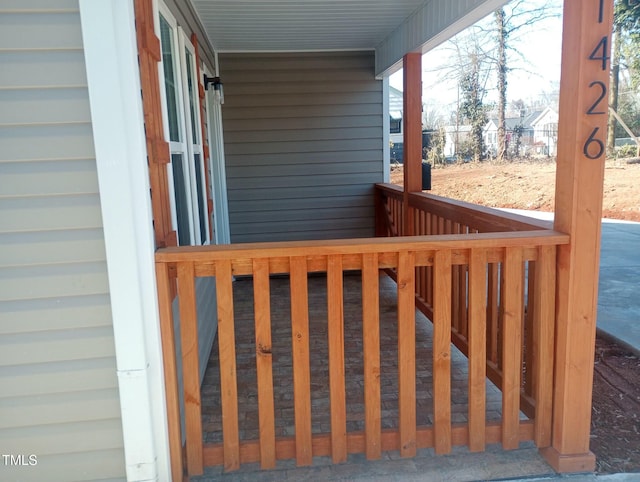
(391, 157, 640, 221)
(391, 157, 640, 474)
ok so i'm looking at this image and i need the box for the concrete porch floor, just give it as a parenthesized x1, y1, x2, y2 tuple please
(194, 273, 557, 481)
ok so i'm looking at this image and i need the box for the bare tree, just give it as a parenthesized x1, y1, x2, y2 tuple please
(608, 0, 640, 155)
(495, 8, 508, 161)
(492, 1, 561, 162)
(437, 32, 493, 161)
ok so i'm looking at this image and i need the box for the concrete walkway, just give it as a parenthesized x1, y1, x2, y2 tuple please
(504, 210, 640, 355)
(597, 220, 640, 355)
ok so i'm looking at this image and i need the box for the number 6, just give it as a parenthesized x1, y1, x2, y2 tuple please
(583, 127, 605, 159)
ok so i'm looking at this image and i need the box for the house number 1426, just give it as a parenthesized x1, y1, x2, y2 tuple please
(583, 0, 610, 160)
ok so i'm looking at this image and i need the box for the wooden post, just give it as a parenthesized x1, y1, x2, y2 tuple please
(402, 53, 422, 236)
(541, 0, 614, 473)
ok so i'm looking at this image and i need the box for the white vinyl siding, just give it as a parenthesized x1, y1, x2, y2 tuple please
(220, 51, 384, 243)
(0, 2, 125, 480)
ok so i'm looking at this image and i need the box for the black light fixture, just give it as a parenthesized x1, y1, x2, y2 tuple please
(203, 74, 224, 104)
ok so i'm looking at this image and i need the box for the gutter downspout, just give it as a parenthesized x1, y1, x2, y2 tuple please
(79, 1, 170, 480)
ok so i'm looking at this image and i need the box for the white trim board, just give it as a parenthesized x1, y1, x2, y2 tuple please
(79, 1, 170, 480)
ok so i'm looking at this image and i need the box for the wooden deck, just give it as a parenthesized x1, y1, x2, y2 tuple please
(201, 272, 507, 445)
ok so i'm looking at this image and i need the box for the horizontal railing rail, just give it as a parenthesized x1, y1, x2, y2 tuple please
(156, 228, 568, 476)
(376, 183, 552, 234)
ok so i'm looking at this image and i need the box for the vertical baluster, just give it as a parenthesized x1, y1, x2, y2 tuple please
(397, 251, 416, 457)
(533, 246, 556, 448)
(253, 259, 276, 469)
(362, 253, 381, 459)
(487, 263, 500, 364)
(524, 260, 536, 398)
(451, 223, 460, 334)
(468, 249, 487, 452)
(328, 255, 347, 463)
(426, 213, 433, 307)
(418, 211, 425, 300)
(216, 259, 240, 471)
(433, 250, 452, 454)
(290, 256, 313, 466)
(501, 247, 524, 450)
(156, 262, 183, 481)
(459, 226, 469, 339)
(499, 260, 505, 370)
(178, 261, 204, 475)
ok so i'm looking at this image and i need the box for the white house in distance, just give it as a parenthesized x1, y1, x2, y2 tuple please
(389, 85, 404, 162)
(484, 107, 559, 157)
(443, 124, 472, 158)
(530, 107, 559, 156)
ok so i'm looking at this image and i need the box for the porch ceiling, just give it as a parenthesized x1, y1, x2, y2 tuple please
(191, 0, 510, 77)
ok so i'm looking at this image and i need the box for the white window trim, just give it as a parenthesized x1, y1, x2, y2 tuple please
(382, 77, 391, 183)
(157, 4, 211, 246)
(158, 6, 196, 246)
(204, 59, 232, 245)
(79, 1, 170, 480)
(178, 27, 210, 245)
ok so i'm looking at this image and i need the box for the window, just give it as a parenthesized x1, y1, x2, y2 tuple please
(158, 6, 210, 246)
(543, 123, 558, 139)
(390, 117, 401, 134)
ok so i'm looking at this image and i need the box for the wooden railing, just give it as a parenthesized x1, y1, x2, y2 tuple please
(376, 183, 557, 420)
(155, 223, 568, 477)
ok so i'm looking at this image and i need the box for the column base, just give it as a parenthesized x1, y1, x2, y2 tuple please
(540, 446, 596, 473)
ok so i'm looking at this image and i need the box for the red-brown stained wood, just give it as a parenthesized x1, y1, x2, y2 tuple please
(533, 246, 556, 448)
(397, 251, 416, 457)
(501, 247, 524, 450)
(403, 53, 422, 236)
(546, 0, 613, 471)
(216, 260, 240, 471)
(467, 249, 487, 452)
(290, 256, 313, 466)
(524, 260, 536, 398)
(134, 0, 174, 249)
(155, 262, 184, 481)
(252, 259, 276, 469)
(487, 262, 499, 364)
(177, 262, 204, 475)
(433, 250, 452, 454)
(362, 253, 381, 460)
(327, 255, 347, 463)
(202, 420, 537, 467)
(451, 230, 460, 333)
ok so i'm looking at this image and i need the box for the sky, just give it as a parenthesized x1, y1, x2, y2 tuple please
(389, 0, 564, 119)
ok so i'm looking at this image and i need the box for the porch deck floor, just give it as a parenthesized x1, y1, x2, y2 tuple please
(198, 272, 554, 480)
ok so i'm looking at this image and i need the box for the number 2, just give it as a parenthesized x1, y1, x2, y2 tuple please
(587, 81, 607, 115)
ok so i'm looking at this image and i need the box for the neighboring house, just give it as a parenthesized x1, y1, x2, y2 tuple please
(443, 125, 472, 158)
(530, 107, 559, 156)
(0, 1, 610, 481)
(389, 85, 404, 162)
(484, 108, 559, 157)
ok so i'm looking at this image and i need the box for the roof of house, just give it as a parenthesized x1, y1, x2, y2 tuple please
(486, 109, 548, 131)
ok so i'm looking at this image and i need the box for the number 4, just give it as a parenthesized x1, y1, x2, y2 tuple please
(589, 36, 610, 71)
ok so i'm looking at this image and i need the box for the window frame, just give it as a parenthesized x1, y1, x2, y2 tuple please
(157, 3, 210, 246)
